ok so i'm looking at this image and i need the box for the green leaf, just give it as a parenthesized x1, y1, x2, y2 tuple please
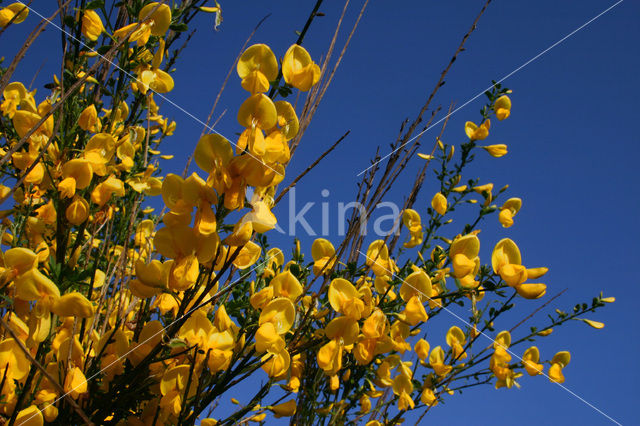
(63, 15, 76, 29)
(86, 0, 105, 10)
(170, 23, 189, 32)
(97, 45, 112, 55)
(168, 338, 187, 349)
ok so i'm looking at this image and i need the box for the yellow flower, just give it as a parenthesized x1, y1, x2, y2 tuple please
(78, 104, 101, 132)
(522, 346, 544, 376)
(282, 44, 321, 91)
(311, 238, 336, 275)
(237, 44, 278, 94)
(133, 40, 174, 94)
(231, 241, 261, 269)
(446, 326, 467, 360)
(241, 195, 277, 233)
(271, 270, 303, 300)
(114, 3, 171, 46)
(64, 367, 88, 399)
(392, 373, 415, 411)
(250, 286, 274, 310)
(515, 283, 547, 299)
(1, 81, 31, 118)
(449, 234, 480, 286)
(12, 108, 53, 146)
(482, 144, 508, 158)
(261, 347, 290, 377)
(259, 297, 295, 335)
(429, 346, 451, 377)
(237, 94, 277, 130)
(160, 365, 198, 416)
(238, 44, 278, 81)
(464, 119, 490, 141)
(431, 192, 447, 215)
(51, 291, 94, 318)
(491, 238, 521, 274)
(58, 158, 93, 198)
(549, 351, 570, 383)
(274, 101, 299, 141)
(0, 338, 30, 381)
(498, 197, 522, 228)
(91, 175, 125, 206)
(0, 3, 29, 27)
(325, 316, 359, 346)
(255, 321, 285, 353)
(494, 95, 512, 120)
(328, 278, 365, 320)
(414, 339, 430, 360)
(402, 209, 423, 248)
(317, 338, 343, 374)
(400, 269, 432, 302)
(65, 195, 90, 225)
(139, 3, 171, 36)
(365, 240, 393, 276)
(420, 387, 438, 406)
(81, 10, 104, 41)
(269, 399, 297, 418)
(581, 319, 605, 329)
(15, 405, 43, 426)
(400, 295, 428, 326)
(83, 133, 116, 175)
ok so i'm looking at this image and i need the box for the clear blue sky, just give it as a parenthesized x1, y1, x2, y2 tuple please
(2, 0, 638, 424)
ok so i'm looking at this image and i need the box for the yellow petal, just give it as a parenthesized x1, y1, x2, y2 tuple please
(324, 316, 359, 346)
(237, 94, 277, 130)
(194, 134, 233, 173)
(491, 238, 522, 273)
(51, 292, 94, 318)
(0, 338, 30, 380)
(269, 399, 297, 418)
(15, 405, 43, 426)
(139, 2, 172, 36)
(259, 297, 295, 334)
(400, 270, 432, 302)
(312, 238, 335, 261)
(65, 195, 90, 225)
(431, 192, 447, 215)
(81, 10, 104, 41)
(241, 70, 270, 94)
(552, 351, 571, 367)
(282, 44, 320, 91)
(515, 283, 546, 299)
(449, 234, 480, 260)
(271, 270, 303, 300)
(237, 44, 278, 81)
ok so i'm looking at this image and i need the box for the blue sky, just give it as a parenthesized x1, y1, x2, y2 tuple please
(2, 0, 639, 424)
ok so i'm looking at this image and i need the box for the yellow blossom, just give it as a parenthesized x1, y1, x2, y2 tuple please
(311, 238, 336, 275)
(81, 10, 104, 41)
(465, 119, 490, 141)
(431, 192, 447, 215)
(482, 144, 508, 158)
(494, 95, 511, 120)
(0, 3, 29, 27)
(282, 44, 321, 91)
(549, 351, 570, 383)
(522, 346, 544, 376)
(498, 197, 522, 228)
(269, 399, 297, 418)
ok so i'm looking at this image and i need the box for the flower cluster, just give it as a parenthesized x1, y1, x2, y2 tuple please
(0, 2, 612, 425)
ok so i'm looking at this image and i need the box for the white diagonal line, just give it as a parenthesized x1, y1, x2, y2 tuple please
(18, 2, 282, 176)
(357, 250, 621, 425)
(24, 254, 276, 424)
(356, 0, 624, 176)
